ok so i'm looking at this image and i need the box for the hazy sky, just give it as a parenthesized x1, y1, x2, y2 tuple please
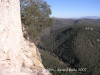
(45, 0, 100, 18)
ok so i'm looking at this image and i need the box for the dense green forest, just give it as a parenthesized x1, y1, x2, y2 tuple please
(20, 0, 100, 75)
(40, 49, 83, 75)
(39, 25, 100, 75)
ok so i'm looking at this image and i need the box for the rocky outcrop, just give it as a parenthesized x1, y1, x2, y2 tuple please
(0, 0, 51, 75)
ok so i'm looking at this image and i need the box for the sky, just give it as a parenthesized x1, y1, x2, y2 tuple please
(44, 0, 100, 18)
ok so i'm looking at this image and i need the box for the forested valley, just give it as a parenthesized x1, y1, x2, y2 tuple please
(20, 0, 100, 75)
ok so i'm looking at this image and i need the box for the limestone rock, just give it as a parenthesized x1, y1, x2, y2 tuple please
(0, 0, 51, 75)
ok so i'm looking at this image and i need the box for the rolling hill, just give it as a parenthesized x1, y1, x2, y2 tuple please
(39, 25, 100, 75)
(51, 18, 100, 30)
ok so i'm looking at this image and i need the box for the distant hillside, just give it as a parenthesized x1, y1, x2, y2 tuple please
(80, 16, 100, 19)
(39, 49, 81, 75)
(51, 18, 100, 30)
(39, 25, 100, 75)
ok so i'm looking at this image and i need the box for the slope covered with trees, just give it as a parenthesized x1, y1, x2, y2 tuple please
(20, 0, 100, 75)
(39, 25, 100, 75)
(20, 0, 54, 42)
(40, 49, 83, 75)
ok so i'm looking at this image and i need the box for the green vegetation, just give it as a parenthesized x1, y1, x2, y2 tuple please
(20, 1, 100, 75)
(39, 25, 100, 75)
(39, 49, 82, 75)
(20, 0, 54, 42)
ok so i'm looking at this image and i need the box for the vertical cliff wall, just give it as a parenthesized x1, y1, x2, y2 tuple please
(0, 0, 50, 75)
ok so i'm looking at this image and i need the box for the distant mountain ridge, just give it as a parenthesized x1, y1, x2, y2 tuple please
(51, 18, 100, 30)
(55, 16, 100, 19)
(80, 16, 100, 19)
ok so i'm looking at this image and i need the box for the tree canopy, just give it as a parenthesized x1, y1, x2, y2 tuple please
(20, 0, 54, 38)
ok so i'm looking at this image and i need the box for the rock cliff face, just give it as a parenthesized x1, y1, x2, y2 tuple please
(0, 0, 50, 75)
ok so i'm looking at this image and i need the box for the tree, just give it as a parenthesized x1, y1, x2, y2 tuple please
(20, 0, 54, 37)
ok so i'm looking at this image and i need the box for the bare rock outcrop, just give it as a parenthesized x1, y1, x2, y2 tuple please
(0, 0, 50, 75)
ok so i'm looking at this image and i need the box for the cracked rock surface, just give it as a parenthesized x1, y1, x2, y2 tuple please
(0, 0, 51, 75)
